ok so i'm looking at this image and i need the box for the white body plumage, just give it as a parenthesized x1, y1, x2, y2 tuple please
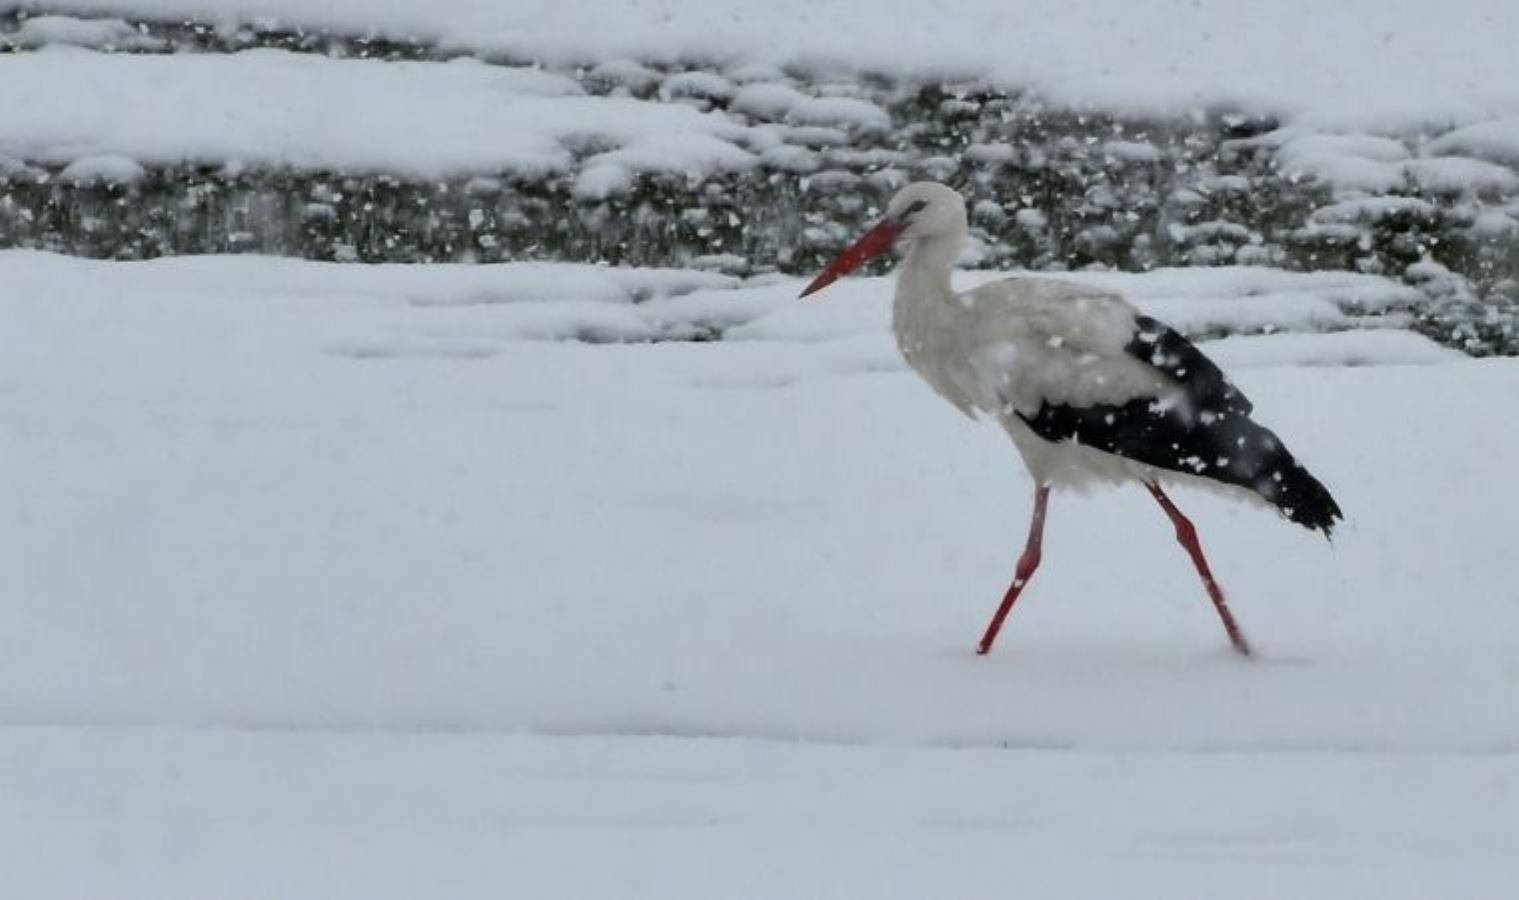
(882, 187, 1231, 498)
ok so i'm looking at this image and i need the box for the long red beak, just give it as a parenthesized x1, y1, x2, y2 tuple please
(798, 216, 904, 298)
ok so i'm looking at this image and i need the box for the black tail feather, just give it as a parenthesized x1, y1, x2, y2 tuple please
(1251, 455, 1342, 536)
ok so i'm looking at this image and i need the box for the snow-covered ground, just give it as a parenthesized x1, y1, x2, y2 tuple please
(6, 727, 1514, 899)
(2, 252, 1515, 897)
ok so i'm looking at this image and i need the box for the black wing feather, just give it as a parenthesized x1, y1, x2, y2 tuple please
(1018, 316, 1342, 535)
(1130, 316, 1252, 416)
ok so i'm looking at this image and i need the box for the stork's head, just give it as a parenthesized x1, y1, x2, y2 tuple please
(799, 181, 967, 298)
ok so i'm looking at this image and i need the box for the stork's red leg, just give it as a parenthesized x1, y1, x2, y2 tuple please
(977, 484, 1050, 656)
(1144, 482, 1252, 656)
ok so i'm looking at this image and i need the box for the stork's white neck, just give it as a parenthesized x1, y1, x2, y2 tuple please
(888, 226, 975, 418)
(894, 232, 960, 307)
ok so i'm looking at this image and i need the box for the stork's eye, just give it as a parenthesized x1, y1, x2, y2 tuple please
(900, 199, 928, 220)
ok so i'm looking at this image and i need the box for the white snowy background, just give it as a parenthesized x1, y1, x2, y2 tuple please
(2, 2, 1517, 898)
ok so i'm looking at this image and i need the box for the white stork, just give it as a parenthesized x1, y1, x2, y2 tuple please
(799, 181, 1341, 656)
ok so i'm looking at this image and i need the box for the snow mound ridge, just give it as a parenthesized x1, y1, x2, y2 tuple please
(0, 250, 1448, 361)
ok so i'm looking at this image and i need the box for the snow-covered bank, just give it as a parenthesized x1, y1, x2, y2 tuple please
(4, 16, 1516, 357)
(4, 34, 1514, 359)
(8, 0, 1519, 130)
(8, 22, 1519, 189)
